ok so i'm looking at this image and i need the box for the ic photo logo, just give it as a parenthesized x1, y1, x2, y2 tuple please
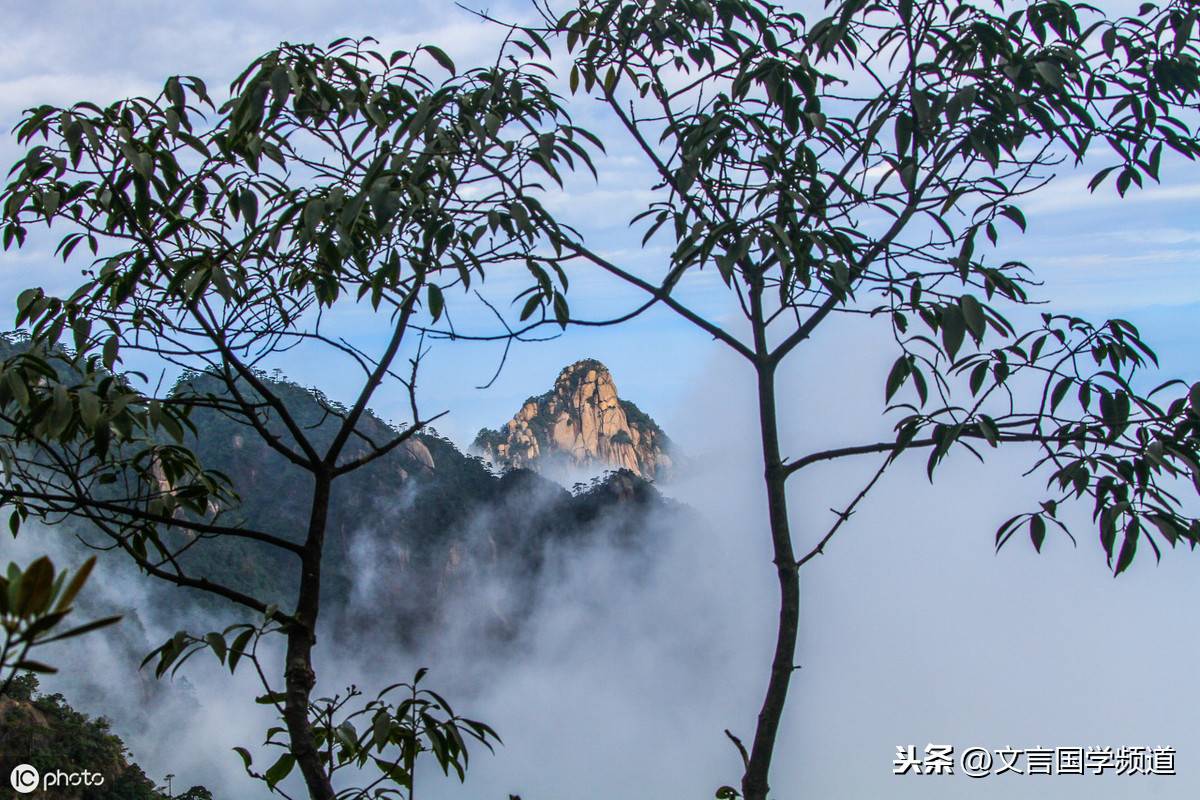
(7, 763, 105, 794)
(9, 763, 39, 794)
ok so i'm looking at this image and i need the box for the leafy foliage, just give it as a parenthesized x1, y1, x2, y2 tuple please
(233, 669, 498, 799)
(2, 4, 1198, 800)
(477, 2, 1200, 798)
(0, 29, 658, 798)
(0, 33, 600, 800)
(0, 556, 119, 693)
(507, 0, 1200, 572)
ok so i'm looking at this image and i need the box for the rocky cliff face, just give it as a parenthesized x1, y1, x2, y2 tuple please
(472, 359, 673, 480)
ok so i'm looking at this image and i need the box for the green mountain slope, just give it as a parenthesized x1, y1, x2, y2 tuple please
(0, 674, 213, 800)
(0, 336, 689, 643)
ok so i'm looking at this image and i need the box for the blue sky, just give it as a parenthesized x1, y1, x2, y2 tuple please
(2, 3, 1199, 799)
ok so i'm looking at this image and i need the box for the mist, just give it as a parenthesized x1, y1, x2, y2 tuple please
(8, 315, 1200, 800)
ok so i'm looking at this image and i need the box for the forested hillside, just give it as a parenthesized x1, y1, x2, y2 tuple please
(1, 335, 691, 644)
(0, 674, 213, 800)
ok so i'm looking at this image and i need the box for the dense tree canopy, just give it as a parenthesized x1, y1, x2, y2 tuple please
(1, 2, 1199, 799)
(0, 35, 592, 799)
(480, 1, 1200, 797)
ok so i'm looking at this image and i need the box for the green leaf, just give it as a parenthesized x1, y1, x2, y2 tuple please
(165, 76, 186, 109)
(1049, 377, 1072, 413)
(960, 294, 985, 341)
(55, 556, 96, 611)
(78, 390, 101, 430)
(969, 362, 988, 396)
(885, 355, 909, 401)
(941, 304, 966, 359)
(204, 631, 227, 664)
(102, 336, 119, 371)
(47, 383, 73, 438)
(427, 284, 445, 322)
(16, 556, 55, 616)
(228, 628, 255, 674)
(518, 293, 541, 322)
(264, 753, 295, 788)
(270, 67, 291, 104)
(604, 67, 618, 94)
(1114, 522, 1139, 576)
(422, 45, 456, 76)
(233, 746, 254, 771)
(240, 188, 259, 229)
(977, 414, 999, 447)
(1029, 514, 1046, 552)
(552, 292, 569, 329)
(999, 205, 1026, 232)
(373, 757, 412, 787)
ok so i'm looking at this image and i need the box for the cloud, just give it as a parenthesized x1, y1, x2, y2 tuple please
(12, 314, 1200, 800)
(1020, 171, 1200, 217)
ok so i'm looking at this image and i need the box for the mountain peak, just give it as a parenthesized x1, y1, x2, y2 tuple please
(555, 358, 610, 385)
(473, 360, 673, 480)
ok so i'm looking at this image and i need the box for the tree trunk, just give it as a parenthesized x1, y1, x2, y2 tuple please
(742, 364, 801, 800)
(283, 473, 335, 800)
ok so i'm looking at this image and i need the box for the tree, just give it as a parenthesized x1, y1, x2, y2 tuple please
(176, 788, 215, 800)
(461, 2, 1200, 797)
(0, 37, 589, 799)
(6, 6, 1200, 800)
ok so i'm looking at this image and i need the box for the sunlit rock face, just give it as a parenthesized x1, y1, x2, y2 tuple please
(472, 359, 674, 480)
